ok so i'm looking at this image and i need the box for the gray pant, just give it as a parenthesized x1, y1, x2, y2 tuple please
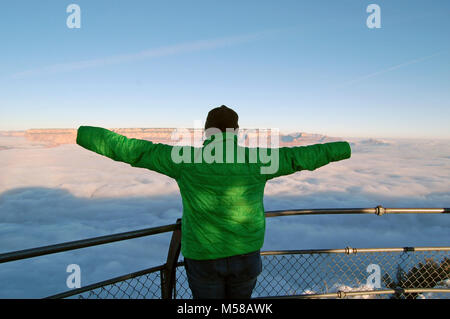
(184, 250, 262, 299)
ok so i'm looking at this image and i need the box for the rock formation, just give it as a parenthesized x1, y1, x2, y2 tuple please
(1, 128, 340, 147)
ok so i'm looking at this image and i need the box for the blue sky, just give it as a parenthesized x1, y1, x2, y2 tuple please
(0, 0, 449, 138)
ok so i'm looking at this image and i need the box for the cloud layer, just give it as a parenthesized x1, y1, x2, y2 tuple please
(0, 135, 448, 298)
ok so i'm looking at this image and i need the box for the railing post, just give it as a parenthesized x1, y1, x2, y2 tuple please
(161, 218, 182, 299)
(160, 269, 166, 299)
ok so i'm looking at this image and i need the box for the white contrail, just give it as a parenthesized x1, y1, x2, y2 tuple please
(339, 50, 447, 87)
(11, 31, 273, 79)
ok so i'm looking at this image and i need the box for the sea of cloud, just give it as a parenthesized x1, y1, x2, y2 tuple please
(0, 135, 448, 298)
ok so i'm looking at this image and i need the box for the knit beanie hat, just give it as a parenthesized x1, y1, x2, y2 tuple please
(204, 105, 239, 134)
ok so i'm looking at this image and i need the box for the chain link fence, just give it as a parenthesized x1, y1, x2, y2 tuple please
(253, 248, 449, 299)
(77, 270, 162, 299)
(75, 263, 181, 299)
(73, 247, 449, 299)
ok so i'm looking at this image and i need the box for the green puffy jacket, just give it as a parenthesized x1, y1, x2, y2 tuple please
(76, 126, 351, 260)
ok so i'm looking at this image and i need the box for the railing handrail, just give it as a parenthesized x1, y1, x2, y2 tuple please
(0, 223, 179, 264)
(0, 206, 448, 264)
(261, 246, 450, 255)
(265, 207, 449, 217)
(260, 288, 450, 299)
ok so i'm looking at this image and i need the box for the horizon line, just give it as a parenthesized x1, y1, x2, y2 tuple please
(1, 127, 449, 141)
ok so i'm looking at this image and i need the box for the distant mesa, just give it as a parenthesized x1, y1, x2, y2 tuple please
(0, 130, 26, 137)
(0, 128, 341, 147)
(359, 138, 391, 146)
(25, 129, 77, 147)
(22, 128, 199, 147)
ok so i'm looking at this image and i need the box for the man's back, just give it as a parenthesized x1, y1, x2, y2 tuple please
(177, 131, 268, 260)
(76, 126, 351, 261)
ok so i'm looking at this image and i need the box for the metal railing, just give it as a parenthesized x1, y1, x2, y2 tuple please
(0, 206, 448, 299)
(44, 246, 450, 299)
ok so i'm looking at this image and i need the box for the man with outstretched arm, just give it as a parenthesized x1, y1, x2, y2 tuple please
(76, 105, 351, 299)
